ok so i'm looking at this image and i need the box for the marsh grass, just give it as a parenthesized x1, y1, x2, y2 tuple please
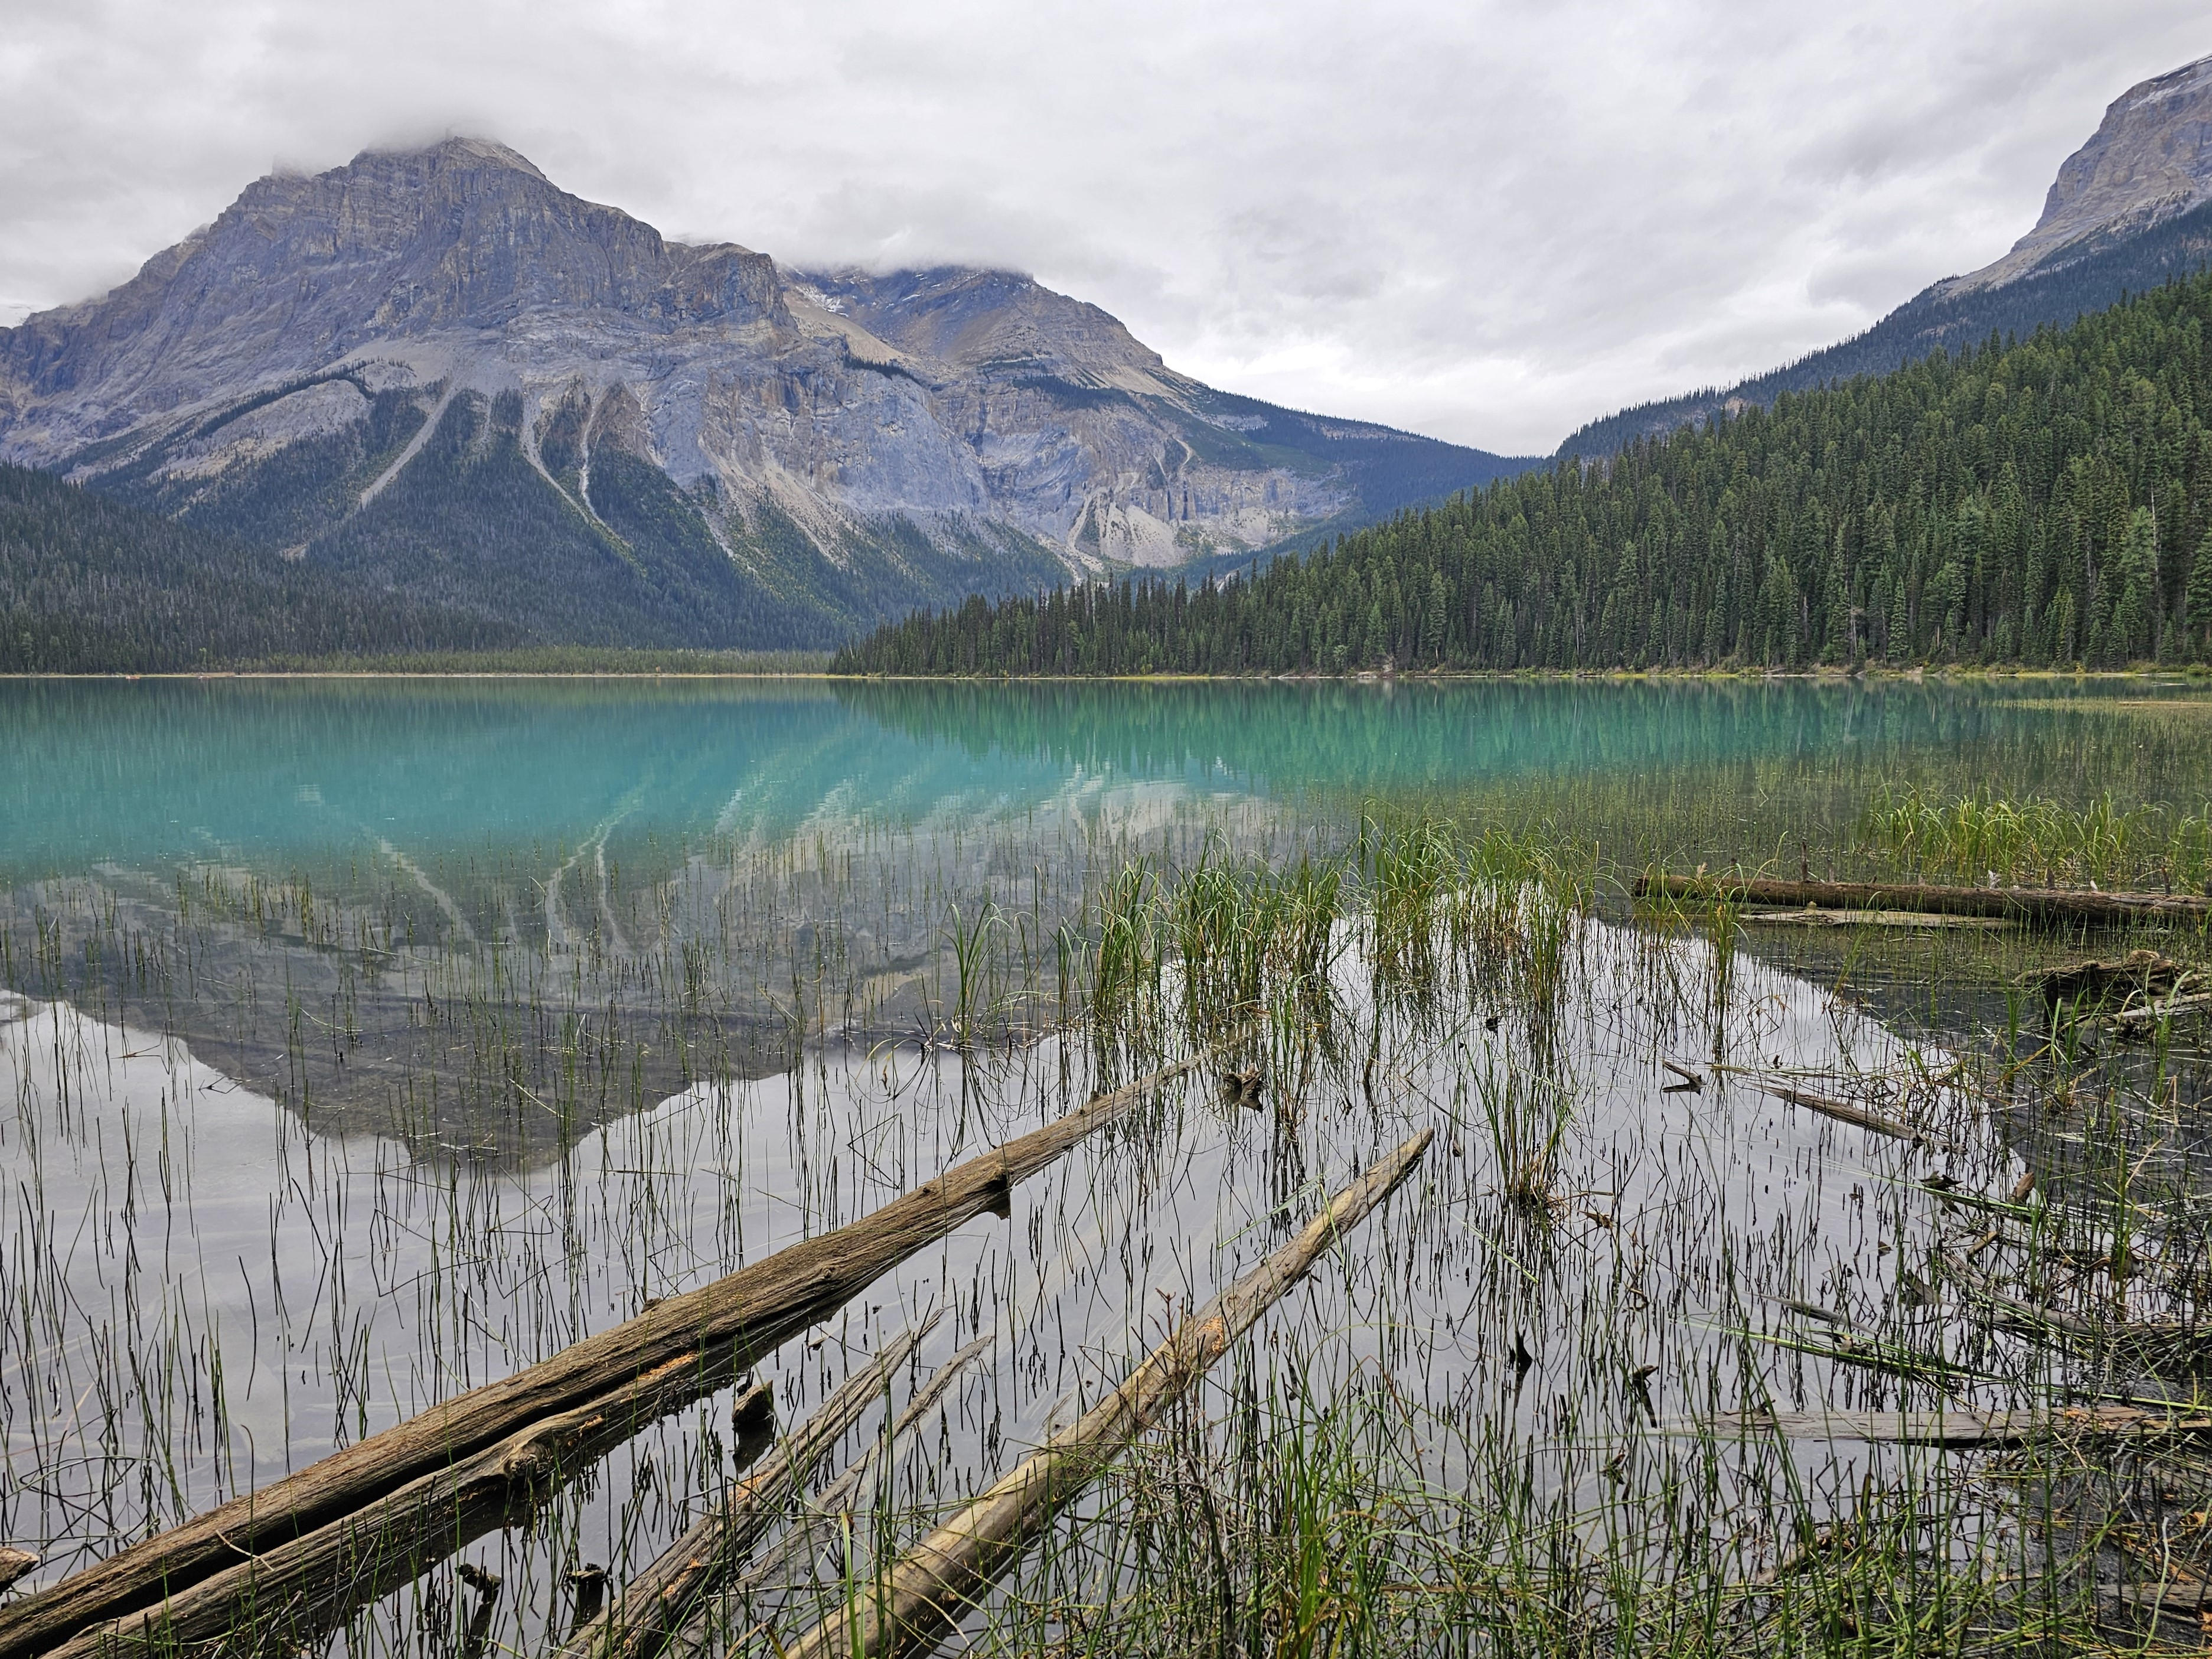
(1858, 783, 2212, 891)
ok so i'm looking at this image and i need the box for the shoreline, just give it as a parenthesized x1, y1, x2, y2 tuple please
(4, 665, 2207, 685)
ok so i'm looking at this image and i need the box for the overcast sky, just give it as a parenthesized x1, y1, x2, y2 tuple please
(2, 1, 2206, 455)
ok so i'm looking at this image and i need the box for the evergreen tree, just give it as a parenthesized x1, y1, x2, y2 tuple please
(2187, 526, 2212, 662)
(2103, 509, 2158, 666)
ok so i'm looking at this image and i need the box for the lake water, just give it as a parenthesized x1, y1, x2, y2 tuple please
(7, 677, 2210, 882)
(2, 676, 2208, 1651)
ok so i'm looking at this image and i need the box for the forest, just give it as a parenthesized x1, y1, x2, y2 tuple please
(0, 461, 516, 672)
(832, 271, 2212, 676)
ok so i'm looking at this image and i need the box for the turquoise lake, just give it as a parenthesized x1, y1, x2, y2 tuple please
(6, 675, 2209, 881)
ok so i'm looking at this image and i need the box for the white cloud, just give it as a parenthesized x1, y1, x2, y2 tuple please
(1, 0, 2204, 454)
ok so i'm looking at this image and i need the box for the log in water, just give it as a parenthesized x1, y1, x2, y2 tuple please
(40, 1358, 774, 1659)
(556, 1326, 931, 1659)
(1636, 872, 2212, 925)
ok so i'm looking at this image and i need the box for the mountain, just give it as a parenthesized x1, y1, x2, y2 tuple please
(0, 460, 517, 670)
(0, 141, 1532, 649)
(833, 270, 2212, 674)
(1560, 54, 2212, 461)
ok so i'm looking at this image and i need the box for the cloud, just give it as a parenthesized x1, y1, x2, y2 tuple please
(0, 0, 2205, 454)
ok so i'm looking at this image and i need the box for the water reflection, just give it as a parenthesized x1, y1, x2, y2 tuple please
(2, 676, 2207, 1153)
(8, 676, 2207, 885)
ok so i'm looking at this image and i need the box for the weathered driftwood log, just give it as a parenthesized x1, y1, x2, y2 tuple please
(1722, 1070, 1928, 1145)
(1636, 872, 2212, 926)
(1673, 1403, 2212, 1447)
(2107, 988, 2212, 1027)
(40, 1352, 772, 1659)
(1739, 908, 2012, 930)
(1940, 1251, 2211, 1358)
(0, 1044, 1229, 1659)
(781, 1129, 1434, 1659)
(2038, 949, 2188, 1006)
(2109, 1578, 2212, 1619)
(556, 1324, 931, 1659)
(1940, 1250, 2103, 1341)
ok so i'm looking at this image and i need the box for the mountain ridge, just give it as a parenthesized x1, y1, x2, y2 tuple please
(1559, 53, 2212, 461)
(0, 139, 1532, 648)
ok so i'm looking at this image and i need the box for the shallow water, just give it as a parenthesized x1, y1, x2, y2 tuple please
(3, 920, 2011, 1642)
(6, 676, 2211, 882)
(2, 676, 2208, 1650)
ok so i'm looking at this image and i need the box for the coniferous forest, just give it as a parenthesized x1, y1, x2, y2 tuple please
(833, 273, 2212, 676)
(0, 462, 517, 671)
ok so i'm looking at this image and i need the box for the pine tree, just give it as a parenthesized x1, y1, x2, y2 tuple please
(2104, 509, 2158, 666)
(2177, 529, 2212, 668)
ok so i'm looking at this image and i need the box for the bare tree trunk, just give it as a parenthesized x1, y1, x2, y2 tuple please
(671, 1333, 997, 1654)
(557, 1324, 932, 1659)
(44, 1355, 772, 1659)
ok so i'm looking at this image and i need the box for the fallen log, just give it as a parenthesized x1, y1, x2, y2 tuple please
(1725, 1070, 1930, 1145)
(1669, 1404, 2212, 1446)
(1942, 1251, 2208, 1355)
(1636, 872, 2212, 927)
(2108, 1579, 2212, 1620)
(1740, 908, 2012, 930)
(2038, 949, 2188, 1006)
(2105, 989, 2212, 1028)
(0, 1043, 1231, 1659)
(1940, 1251, 2102, 1341)
(40, 1357, 773, 1659)
(779, 1129, 1434, 1659)
(556, 1324, 931, 1659)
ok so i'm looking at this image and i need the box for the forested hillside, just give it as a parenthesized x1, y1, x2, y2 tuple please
(1558, 199, 2212, 461)
(833, 273, 2212, 676)
(0, 463, 516, 671)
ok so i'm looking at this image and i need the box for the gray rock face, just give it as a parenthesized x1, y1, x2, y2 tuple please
(0, 139, 1522, 625)
(1, 141, 785, 442)
(1949, 55, 2212, 292)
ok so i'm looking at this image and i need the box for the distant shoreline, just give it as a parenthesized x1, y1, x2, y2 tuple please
(4, 666, 2205, 685)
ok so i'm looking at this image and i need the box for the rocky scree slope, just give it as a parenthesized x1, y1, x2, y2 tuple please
(0, 139, 1528, 648)
(1560, 54, 2212, 461)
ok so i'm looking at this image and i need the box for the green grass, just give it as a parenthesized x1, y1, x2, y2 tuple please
(233, 645, 834, 674)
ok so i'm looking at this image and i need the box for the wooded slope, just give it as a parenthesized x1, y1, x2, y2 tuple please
(0, 462, 514, 672)
(833, 273, 2212, 675)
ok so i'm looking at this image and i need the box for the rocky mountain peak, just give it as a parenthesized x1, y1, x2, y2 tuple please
(0, 138, 792, 455)
(1557, 53, 2212, 459)
(391, 135, 550, 180)
(1951, 53, 2212, 291)
(792, 265, 1173, 392)
(0, 138, 1523, 647)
